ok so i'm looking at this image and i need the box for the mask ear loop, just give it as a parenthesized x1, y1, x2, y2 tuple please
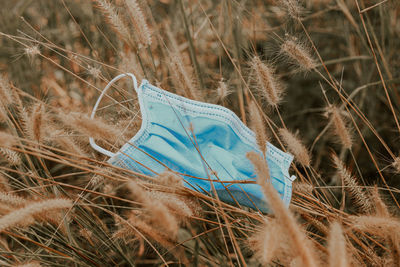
(89, 73, 138, 158)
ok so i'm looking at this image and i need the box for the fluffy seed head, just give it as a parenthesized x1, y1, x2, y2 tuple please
(248, 219, 283, 265)
(29, 103, 45, 142)
(169, 53, 199, 100)
(216, 79, 232, 102)
(127, 181, 179, 237)
(327, 106, 353, 149)
(88, 66, 101, 79)
(0, 131, 17, 148)
(332, 154, 373, 213)
(95, 0, 132, 44)
(60, 112, 121, 145)
(279, 128, 311, 167)
(281, 37, 316, 71)
(328, 222, 349, 267)
(250, 56, 283, 107)
(125, 0, 152, 48)
(0, 148, 21, 166)
(281, 0, 303, 19)
(392, 157, 400, 173)
(248, 101, 269, 155)
(0, 192, 27, 207)
(0, 74, 13, 107)
(246, 151, 319, 267)
(0, 198, 72, 232)
(24, 45, 40, 61)
(372, 186, 390, 217)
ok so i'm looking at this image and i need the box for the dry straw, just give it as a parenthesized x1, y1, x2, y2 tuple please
(279, 128, 311, 167)
(14, 262, 42, 267)
(250, 56, 283, 107)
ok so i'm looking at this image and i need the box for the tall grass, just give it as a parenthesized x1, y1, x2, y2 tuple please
(0, 0, 399, 266)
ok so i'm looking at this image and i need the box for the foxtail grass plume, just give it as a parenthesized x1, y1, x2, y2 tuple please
(281, 37, 317, 71)
(95, 0, 132, 44)
(372, 186, 390, 217)
(332, 154, 373, 213)
(0, 198, 72, 232)
(328, 106, 352, 149)
(169, 53, 199, 100)
(127, 181, 179, 237)
(248, 102, 268, 155)
(0, 148, 21, 166)
(250, 56, 283, 107)
(60, 112, 120, 144)
(0, 192, 27, 207)
(0, 74, 13, 106)
(0, 172, 11, 192)
(29, 103, 45, 142)
(279, 128, 311, 167)
(281, 0, 303, 19)
(351, 215, 400, 237)
(157, 170, 183, 188)
(0, 131, 16, 148)
(24, 45, 40, 61)
(216, 78, 231, 102)
(248, 219, 283, 265)
(125, 0, 152, 48)
(392, 157, 400, 173)
(328, 222, 349, 267)
(246, 151, 319, 267)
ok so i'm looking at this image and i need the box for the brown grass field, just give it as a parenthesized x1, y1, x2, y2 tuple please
(0, 0, 400, 266)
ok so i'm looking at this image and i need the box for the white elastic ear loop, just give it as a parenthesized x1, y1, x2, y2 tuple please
(89, 73, 138, 158)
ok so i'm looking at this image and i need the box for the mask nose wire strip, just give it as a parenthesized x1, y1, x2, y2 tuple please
(89, 73, 138, 158)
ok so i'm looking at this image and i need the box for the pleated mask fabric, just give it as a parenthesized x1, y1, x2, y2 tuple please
(90, 73, 296, 213)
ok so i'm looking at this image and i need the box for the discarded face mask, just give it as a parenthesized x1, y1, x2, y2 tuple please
(90, 73, 296, 213)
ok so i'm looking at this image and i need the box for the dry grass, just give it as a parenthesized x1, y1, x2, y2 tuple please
(0, 0, 399, 266)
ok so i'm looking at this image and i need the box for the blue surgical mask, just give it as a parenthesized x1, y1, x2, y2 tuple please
(90, 73, 296, 213)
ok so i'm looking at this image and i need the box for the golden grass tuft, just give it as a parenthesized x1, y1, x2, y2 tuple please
(125, 0, 152, 48)
(279, 128, 311, 167)
(95, 0, 132, 44)
(247, 151, 319, 267)
(0, 198, 72, 232)
(332, 154, 373, 213)
(328, 221, 349, 267)
(281, 37, 317, 71)
(248, 101, 268, 155)
(59, 112, 121, 145)
(250, 56, 284, 107)
(328, 106, 353, 149)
